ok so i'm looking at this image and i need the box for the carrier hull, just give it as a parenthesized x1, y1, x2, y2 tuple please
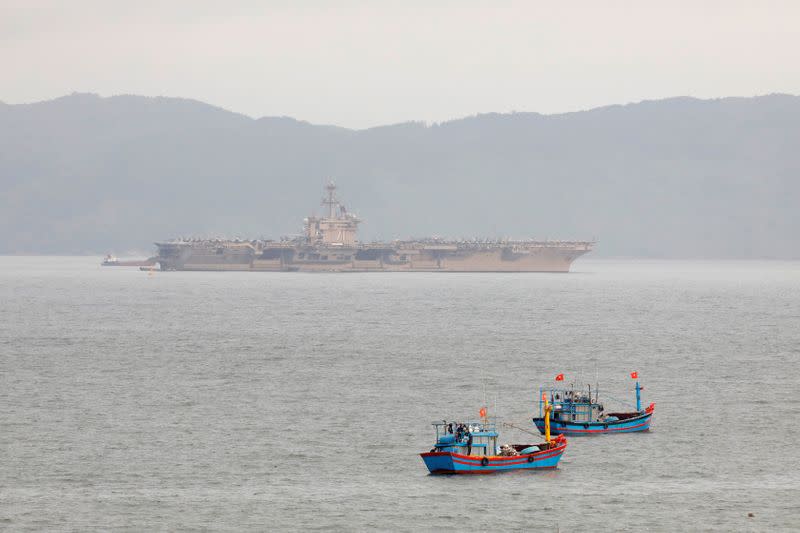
(155, 242, 592, 272)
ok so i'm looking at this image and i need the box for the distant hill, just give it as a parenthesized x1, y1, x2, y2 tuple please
(1, 92, 798, 258)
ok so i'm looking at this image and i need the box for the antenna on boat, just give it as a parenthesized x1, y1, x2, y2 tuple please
(595, 364, 599, 403)
(480, 379, 489, 425)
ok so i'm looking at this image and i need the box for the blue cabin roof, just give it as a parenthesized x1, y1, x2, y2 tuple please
(432, 419, 498, 437)
(431, 419, 499, 452)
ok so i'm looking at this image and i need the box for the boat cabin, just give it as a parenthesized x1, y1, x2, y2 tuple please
(431, 420, 498, 456)
(540, 387, 607, 423)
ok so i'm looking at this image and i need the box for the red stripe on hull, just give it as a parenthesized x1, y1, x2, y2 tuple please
(552, 419, 650, 434)
(448, 449, 564, 467)
(421, 443, 566, 462)
(428, 466, 560, 475)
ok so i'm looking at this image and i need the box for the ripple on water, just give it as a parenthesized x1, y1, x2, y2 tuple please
(1, 258, 799, 530)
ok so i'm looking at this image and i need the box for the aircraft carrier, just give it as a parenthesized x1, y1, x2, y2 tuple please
(154, 183, 594, 272)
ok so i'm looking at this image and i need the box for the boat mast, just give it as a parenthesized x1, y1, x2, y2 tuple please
(595, 365, 599, 403)
(481, 380, 488, 425)
(635, 381, 641, 412)
(538, 387, 543, 418)
(542, 392, 552, 444)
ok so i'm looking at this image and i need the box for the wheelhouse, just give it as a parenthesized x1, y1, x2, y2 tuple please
(431, 420, 498, 456)
(540, 387, 604, 423)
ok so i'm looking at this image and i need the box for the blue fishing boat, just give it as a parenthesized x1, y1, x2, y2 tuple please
(421, 405, 567, 474)
(532, 372, 655, 436)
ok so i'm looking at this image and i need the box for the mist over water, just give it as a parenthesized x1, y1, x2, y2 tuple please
(1, 257, 798, 530)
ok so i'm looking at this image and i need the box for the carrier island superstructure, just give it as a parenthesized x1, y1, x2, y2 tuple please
(154, 183, 594, 272)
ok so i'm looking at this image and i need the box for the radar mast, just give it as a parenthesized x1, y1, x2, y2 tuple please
(322, 181, 338, 218)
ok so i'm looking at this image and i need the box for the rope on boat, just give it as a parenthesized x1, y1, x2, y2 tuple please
(501, 421, 541, 437)
(600, 393, 637, 409)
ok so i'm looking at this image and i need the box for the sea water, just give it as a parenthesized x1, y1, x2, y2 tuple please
(1, 257, 798, 531)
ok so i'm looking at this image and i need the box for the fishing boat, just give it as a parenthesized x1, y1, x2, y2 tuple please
(420, 405, 567, 474)
(532, 372, 655, 436)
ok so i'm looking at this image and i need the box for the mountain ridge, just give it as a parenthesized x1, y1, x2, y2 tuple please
(1, 93, 798, 257)
(7, 91, 798, 129)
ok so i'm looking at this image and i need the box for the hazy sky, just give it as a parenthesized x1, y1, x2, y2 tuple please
(2, 0, 799, 128)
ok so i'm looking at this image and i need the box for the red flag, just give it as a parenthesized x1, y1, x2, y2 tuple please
(479, 407, 487, 418)
(630, 371, 638, 379)
(555, 373, 564, 381)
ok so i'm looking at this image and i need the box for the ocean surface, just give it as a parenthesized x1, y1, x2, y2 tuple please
(1, 257, 798, 531)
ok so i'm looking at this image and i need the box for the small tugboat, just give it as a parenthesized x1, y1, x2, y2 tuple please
(101, 254, 158, 268)
(533, 372, 655, 436)
(420, 405, 567, 474)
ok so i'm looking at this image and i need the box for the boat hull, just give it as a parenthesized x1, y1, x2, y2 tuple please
(155, 243, 593, 273)
(533, 410, 653, 436)
(420, 442, 566, 474)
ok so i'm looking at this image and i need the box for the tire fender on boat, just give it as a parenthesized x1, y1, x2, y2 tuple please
(481, 457, 489, 467)
(527, 454, 535, 463)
